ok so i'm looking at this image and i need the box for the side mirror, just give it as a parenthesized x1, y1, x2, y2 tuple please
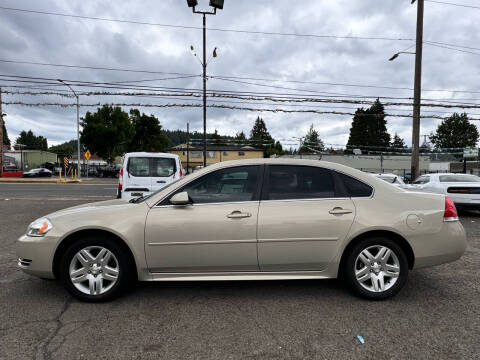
(169, 191, 191, 206)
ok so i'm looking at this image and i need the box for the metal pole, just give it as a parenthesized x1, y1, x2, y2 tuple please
(410, 0, 424, 181)
(202, 13, 207, 167)
(0, 88, 3, 178)
(76, 95, 81, 178)
(186, 122, 190, 174)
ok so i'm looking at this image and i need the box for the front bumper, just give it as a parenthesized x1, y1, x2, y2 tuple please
(413, 220, 467, 269)
(16, 234, 58, 279)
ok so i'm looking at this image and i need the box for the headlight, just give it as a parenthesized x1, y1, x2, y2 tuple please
(27, 218, 53, 237)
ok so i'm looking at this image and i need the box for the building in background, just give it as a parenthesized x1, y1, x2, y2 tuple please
(167, 144, 263, 168)
(3, 150, 57, 171)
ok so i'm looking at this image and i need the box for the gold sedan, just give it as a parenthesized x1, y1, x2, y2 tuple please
(17, 159, 467, 302)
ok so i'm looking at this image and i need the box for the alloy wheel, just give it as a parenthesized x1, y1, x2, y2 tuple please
(354, 245, 400, 293)
(69, 246, 120, 296)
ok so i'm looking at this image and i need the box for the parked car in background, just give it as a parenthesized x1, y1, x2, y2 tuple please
(117, 152, 183, 199)
(17, 159, 466, 302)
(372, 173, 412, 190)
(22, 168, 53, 178)
(412, 173, 480, 209)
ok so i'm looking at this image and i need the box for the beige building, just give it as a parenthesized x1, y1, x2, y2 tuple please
(168, 144, 263, 168)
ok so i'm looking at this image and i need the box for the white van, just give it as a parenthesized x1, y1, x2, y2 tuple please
(117, 152, 183, 199)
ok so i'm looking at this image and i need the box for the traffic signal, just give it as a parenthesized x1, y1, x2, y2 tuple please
(186, 0, 198, 8)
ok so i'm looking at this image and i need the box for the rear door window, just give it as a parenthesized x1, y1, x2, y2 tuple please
(337, 172, 373, 197)
(127, 157, 176, 177)
(264, 165, 335, 200)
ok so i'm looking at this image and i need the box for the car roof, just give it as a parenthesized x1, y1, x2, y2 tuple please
(123, 152, 179, 159)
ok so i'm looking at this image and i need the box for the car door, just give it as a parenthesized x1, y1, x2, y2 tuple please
(144, 165, 263, 272)
(257, 165, 356, 271)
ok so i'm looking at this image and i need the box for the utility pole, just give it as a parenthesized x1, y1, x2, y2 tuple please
(187, 0, 224, 167)
(0, 88, 3, 177)
(202, 13, 207, 167)
(186, 122, 190, 174)
(58, 79, 81, 178)
(411, 0, 424, 181)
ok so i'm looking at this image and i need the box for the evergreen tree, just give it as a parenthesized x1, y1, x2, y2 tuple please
(128, 109, 169, 152)
(430, 113, 479, 149)
(249, 116, 280, 157)
(210, 129, 227, 145)
(346, 99, 391, 152)
(299, 124, 324, 153)
(15, 130, 48, 150)
(235, 131, 247, 144)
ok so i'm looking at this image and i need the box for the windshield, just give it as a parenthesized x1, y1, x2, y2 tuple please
(127, 157, 176, 177)
(439, 174, 480, 183)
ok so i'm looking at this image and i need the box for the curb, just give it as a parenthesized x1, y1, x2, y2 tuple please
(0, 178, 83, 184)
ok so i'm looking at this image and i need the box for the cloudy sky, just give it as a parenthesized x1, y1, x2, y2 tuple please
(0, 0, 479, 149)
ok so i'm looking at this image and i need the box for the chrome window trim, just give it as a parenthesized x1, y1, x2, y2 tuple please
(153, 200, 260, 209)
(153, 164, 263, 207)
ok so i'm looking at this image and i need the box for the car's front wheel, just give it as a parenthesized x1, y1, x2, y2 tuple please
(344, 237, 408, 300)
(59, 236, 132, 302)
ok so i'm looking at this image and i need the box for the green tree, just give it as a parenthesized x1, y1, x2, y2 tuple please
(299, 124, 324, 153)
(210, 129, 227, 146)
(2, 122, 10, 147)
(80, 105, 134, 163)
(249, 116, 282, 157)
(346, 99, 391, 153)
(390, 133, 406, 149)
(128, 109, 169, 152)
(49, 144, 74, 159)
(235, 131, 247, 144)
(430, 113, 479, 149)
(15, 130, 48, 150)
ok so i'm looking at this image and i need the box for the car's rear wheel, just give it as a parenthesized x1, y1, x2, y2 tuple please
(344, 237, 408, 300)
(59, 236, 131, 302)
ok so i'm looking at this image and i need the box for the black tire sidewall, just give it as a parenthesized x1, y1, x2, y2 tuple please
(59, 236, 130, 302)
(345, 237, 409, 300)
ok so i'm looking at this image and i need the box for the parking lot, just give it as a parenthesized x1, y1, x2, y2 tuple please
(0, 183, 479, 360)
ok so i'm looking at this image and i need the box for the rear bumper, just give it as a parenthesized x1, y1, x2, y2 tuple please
(16, 234, 57, 279)
(413, 221, 467, 269)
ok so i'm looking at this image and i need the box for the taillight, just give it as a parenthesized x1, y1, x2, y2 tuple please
(444, 196, 458, 222)
(180, 168, 183, 177)
(118, 168, 123, 191)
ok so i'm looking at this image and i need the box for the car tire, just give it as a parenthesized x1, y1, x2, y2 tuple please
(344, 237, 408, 300)
(58, 235, 133, 302)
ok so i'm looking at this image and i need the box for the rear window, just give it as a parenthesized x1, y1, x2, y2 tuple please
(439, 175, 480, 183)
(127, 157, 176, 177)
(337, 172, 373, 197)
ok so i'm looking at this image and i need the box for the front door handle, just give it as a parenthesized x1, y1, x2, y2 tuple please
(227, 210, 252, 219)
(329, 207, 353, 215)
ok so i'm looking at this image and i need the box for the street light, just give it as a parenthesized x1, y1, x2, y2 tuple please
(388, 51, 415, 61)
(185, 0, 224, 167)
(58, 79, 81, 178)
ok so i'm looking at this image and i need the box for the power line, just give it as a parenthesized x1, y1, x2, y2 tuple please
(425, 42, 480, 56)
(0, 5, 415, 42)
(425, 0, 480, 10)
(2, 59, 480, 94)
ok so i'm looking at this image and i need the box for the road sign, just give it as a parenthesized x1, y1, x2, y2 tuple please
(84, 150, 91, 161)
(64, 157, 69, 169)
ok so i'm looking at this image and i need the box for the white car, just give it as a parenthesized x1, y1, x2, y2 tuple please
(372, 173, 412, 190)
(412, 173, 480, 209)
(117, 152, 183, 200)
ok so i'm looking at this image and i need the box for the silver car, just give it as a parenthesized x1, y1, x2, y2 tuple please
(17, 159, 467, 302)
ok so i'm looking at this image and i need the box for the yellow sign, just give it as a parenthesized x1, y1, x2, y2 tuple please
(84, 150, 91, 161)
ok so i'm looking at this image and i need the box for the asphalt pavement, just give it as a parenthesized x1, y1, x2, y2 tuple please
(0, 184, 479, 359)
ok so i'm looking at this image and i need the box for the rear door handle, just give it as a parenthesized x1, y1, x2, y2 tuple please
(329, 207, 353, 215)
(227, 210, 252, 219)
